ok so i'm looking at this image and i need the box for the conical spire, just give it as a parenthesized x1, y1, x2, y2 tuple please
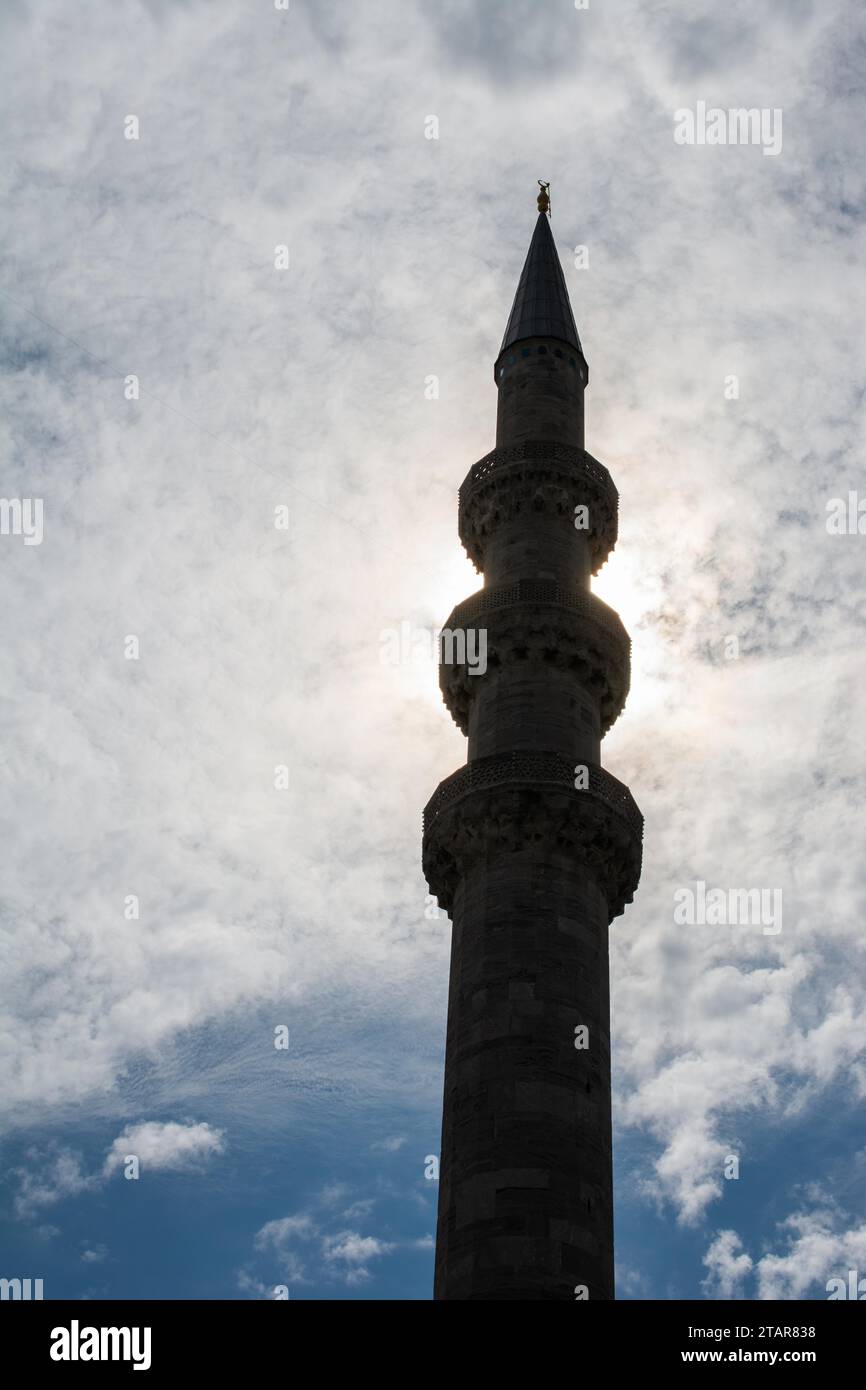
(499, 211, 584, 358)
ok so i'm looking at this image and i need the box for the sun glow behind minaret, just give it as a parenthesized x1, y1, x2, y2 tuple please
(593, 550, 667, 724)
(388, 548, 480, 711)
(592, 551, 643, 635)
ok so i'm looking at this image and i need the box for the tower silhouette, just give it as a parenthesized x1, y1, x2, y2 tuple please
(423, 191, 643, 1300)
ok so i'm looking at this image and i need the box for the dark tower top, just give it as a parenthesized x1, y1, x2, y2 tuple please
(494, 209, 589, 450)
(499, 212, 585, 364)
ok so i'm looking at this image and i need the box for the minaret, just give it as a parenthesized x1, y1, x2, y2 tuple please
(423, 185, 643, 1301)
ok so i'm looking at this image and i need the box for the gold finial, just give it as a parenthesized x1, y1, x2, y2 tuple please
(537, 180, 551, 216)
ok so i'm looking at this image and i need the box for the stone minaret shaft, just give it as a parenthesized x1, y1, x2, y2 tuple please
(423, 199, 643, 1301)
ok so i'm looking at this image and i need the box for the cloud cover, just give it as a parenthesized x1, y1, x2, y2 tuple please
(0, 0, 864, 1284)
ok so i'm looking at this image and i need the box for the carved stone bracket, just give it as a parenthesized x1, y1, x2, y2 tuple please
(423, 752, 643, 921)
(458, 440, 618, 575)
(438, 581, 631, 736)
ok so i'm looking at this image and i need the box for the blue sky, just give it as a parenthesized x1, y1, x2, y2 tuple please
(1, 0, 865, 1299)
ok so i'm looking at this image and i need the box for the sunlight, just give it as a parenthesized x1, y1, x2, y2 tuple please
(593, 551, 667, 723)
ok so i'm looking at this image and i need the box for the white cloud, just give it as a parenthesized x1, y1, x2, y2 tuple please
(12, 1120, 224, 1216)
(702, 1230, 753, 1299)
(13, 1148, 95, 1217)
(316, 1183, 351, 1210)
(254, 1213, 317, 1252)
(81, 1244, 109, 1264)
(102, 1121, 225, 1176)
(340, 1198, 376, 1222)
(248, 1186, 402, 1289)
(755, 1204, 866, 1301)
(702, 1191, 866, 1301)
(373, 1136, 408, 1152)
(322, 1231, 395, 1285)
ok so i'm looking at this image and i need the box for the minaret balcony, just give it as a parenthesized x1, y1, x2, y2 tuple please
(438, 581, 631, 738)
(422, 752, 643, 922)
(458, 439, 618, 576)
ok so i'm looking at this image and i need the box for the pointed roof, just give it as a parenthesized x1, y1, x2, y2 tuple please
(499, 212, 584, 358)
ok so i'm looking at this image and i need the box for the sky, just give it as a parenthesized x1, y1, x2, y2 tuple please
(1, 0, 864, 1300)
